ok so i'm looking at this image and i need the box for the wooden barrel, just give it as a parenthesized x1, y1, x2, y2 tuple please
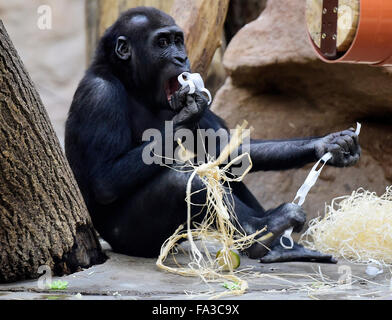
(306, 0, 392, 66)
(306, 0, 359, 54)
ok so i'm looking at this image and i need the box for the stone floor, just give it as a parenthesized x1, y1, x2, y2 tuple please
(0, 240, 391, 300)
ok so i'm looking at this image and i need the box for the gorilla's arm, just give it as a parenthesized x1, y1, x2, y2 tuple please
(66, 75, 164, 205)
(246, 137, 318, 171)
(204, 110, 360, 172)
(241, 128, 360, 172)
(91, 140, 163, 205)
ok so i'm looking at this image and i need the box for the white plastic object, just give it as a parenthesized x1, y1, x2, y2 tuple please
(355, 122, 361, 135)
(280, 227, 294, 249)
(365, 259, 383, 276)
(280, 123, 361, 250)
(280, 153, 332, 249)
(366, 265, 383, 277)
(178, 72, 212, 105)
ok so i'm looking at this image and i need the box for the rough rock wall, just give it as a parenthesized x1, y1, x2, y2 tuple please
(212, 0, 392, 223)
(0, 0, 85, 148)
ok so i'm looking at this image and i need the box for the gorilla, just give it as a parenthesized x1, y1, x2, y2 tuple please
(65, 7, 361, 263)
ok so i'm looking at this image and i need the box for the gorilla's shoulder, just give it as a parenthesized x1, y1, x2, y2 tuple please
(71, 70, 127, 113)
(82, 69, 124, 95)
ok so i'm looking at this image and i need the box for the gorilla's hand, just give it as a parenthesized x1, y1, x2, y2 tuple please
(170, 86, 209, 130)
(314, 129, 361, 167)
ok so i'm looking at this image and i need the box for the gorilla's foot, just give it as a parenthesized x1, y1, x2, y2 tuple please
(244, 203, 307, 259)
(259, 239, 337, 264)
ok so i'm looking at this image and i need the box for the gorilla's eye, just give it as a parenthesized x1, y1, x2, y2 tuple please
(158, 37, 169, 48)
(175, 36, 184, 45)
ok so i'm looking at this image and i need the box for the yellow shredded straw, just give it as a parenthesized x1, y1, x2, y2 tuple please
(300, 187, 392, 265)
(156, 121, 272, 299)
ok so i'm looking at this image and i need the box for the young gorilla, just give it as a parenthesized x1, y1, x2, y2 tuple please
(65, 7, 361, 263)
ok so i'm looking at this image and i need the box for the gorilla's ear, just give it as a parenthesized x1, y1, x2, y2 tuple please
(115, 36, 132, 60)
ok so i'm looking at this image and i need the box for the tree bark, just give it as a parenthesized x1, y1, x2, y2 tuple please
(85, 0, 229, 77)
(224, 0, 267, 43)
(171, 0, 229, 77)
(0, 21, 106, 283)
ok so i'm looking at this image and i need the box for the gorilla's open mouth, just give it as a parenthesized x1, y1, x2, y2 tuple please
(164, 76, 180, 102)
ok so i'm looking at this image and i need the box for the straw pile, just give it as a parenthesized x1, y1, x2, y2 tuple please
(301, 187, 392, 265)
(156, 121, 272, 298)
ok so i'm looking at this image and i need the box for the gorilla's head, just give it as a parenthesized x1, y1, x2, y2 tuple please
(95, 7, 191, 108)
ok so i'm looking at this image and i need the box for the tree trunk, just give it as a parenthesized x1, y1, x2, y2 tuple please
(171, 0, 229, 77)
(0, 21, 106, 283)
(85, 0, 229, 77)
(224, 0, 267, 43)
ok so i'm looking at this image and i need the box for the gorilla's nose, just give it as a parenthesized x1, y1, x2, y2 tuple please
(174, 55, 187, 66)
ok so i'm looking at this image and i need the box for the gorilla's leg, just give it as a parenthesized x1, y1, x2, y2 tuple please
(230, 182, 265, 213)
(97, 169, 299, 258)
(259, 237, 337, 263)
(229, 183, 336, 263)
(97, 169, 334, 263)
(246, 205, 337, 263)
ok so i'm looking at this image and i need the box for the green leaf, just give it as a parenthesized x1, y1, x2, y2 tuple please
(49, 280, 69, 290)
(222, 282, 240, 291)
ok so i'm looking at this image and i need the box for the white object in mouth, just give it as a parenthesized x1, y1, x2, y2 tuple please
(178, 72, 212, 105)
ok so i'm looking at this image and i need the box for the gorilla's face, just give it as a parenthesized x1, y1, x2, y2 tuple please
(150, 25, 190, 103)
(114, 14, 191, 108)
